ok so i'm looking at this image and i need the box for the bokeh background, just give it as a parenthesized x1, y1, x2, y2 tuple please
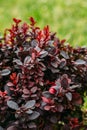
(0, 0, 87, 46)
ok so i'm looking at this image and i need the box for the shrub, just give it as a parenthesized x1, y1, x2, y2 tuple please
(0, 17, 87, 130)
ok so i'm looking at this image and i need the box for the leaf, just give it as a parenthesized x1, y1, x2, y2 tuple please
(28, 122, 36, 129)
(24, 56, 31, 65)
(62, 125, 70, 130)
(61, 74, 69, 89)
(59, 59, 66, 68)
(40, 50, 48, 58)
(24, 100, 36, 109)
(23, 88, 30, 95)
(50, 67, 59, 73)
(31, 86, 37, 93)
(51, 61, 58, 68)
(1, 69, 11, 76)
(0, 126, 4, 130)
(7, 126, 18, 130)
(61, 39, 66, 44)
(13, 59, 23, 66)
(7, 100, 19, 110)
(39, 62, 46, 71)
(75, 59, 86, 65)
(4, 85, 11, 96)
(44, 105, 51, 111)
(22, 94, 29, 98)
(42, 96, 52, 104)
(72, 92, 82, 105)
(55, 82, 61, 89)
(48, 40, 54, 47)
(60, 51, 69, 59)
(42, 91, 51, 98)
(31, 40, 38, 47)
(7, 82, 14, 86)
(57, 104, 64, 112)
(65, 92, 72, 101)
(50, 116, 57, 123)
(26, 109, 33, 114)
(29, 111, 40, 120)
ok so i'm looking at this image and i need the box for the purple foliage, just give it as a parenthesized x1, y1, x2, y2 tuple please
(0, 17, 87, 130)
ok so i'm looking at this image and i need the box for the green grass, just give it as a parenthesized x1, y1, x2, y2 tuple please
(0, 0, 87, 46)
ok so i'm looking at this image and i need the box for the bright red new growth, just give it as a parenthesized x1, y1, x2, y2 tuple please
(0, 91, 7, 97)
(29, 17, 36, 26)
(13, 18, 22, 24)
(49, 87, 57, 94)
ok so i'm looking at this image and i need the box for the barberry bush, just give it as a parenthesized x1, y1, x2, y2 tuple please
(0, 17, 87, 130)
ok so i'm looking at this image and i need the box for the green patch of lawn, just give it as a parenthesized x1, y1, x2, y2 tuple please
(0, 0, 87, 46)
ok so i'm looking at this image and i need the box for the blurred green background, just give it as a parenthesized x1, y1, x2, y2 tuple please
(0, 0, 87, 46)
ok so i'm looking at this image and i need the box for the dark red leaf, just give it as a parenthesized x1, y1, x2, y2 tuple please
(60, 74, 69, 89)
(72, 92, 82, 105)
(13, 18, 21, 24)
(29, 17, 36, 26)
(61, 39, 66, 44)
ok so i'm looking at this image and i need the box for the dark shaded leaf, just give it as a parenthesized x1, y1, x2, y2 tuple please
(72, 92, 82, 105)
(13, 59, 23, 66)
(50, 116, 57, 123)
(60, 51, 69, 59)
(50, 67, 59, 73)
(51, 61, 58, 68)
(39, 62, 46, 71)
(7, 100, 19, 110)
(62, 124, 70, 130)
(28, 122, 37, 129)
(61, 74, 69, 89)
(43, 124, 53, 130)
(7, 126, 18, 130)
(4, 85, 11, 96)
(59, 58, 66, 68)
(57, 104, 64, 112)
(24, 56, 31, 65)
(0, 126, 4, 130)
(29, 111, 40, 120)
